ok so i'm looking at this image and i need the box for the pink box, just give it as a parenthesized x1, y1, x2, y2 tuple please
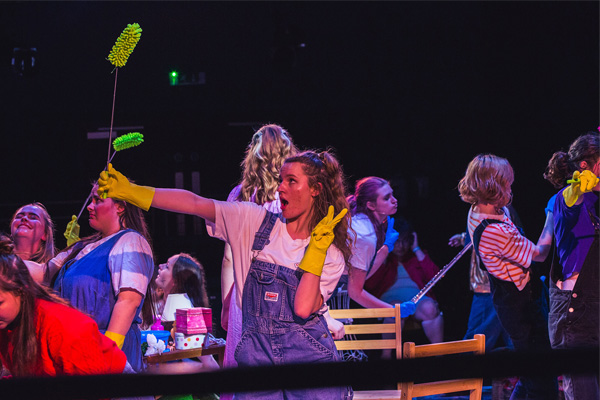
(175, 307, 212, 335)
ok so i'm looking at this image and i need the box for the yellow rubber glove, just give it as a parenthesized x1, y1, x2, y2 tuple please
(63, 215, 80, 247)
(563, 170, 599, 207)
(104, 330, 125, 349)
(97, 163, 155, 211)
(298, 206, 348, 277)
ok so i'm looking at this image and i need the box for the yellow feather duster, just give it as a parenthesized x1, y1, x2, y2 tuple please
(107, 23, 142, 68)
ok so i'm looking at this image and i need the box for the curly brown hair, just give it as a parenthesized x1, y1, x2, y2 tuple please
(544, 132, 599, 189)
(283, 150, 353, 265)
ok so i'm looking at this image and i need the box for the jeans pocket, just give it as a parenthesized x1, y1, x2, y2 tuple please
(290, 324, 337, 362)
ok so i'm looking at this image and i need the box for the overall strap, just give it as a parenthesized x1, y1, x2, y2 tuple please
(472, 219, 504, 271)
(251, 211, 281, 251)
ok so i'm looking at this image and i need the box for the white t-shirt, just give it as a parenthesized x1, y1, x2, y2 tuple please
(50, 231, 154, 297)
(206, 200, 345, 314)
(348, 213, 377, 273)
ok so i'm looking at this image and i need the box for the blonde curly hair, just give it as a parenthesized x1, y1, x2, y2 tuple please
(458, 154, 514, 208)
(237, 124, 298, 204)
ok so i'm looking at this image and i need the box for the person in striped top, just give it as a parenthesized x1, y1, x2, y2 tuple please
(458, 154, 557, 400)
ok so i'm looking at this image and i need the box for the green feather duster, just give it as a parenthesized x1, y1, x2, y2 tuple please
(107, 23, 142, 68)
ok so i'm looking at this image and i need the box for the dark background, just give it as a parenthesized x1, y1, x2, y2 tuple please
(1, 1, 598, 341)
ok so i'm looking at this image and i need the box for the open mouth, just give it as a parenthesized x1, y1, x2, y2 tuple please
(280, 198, 289, 210)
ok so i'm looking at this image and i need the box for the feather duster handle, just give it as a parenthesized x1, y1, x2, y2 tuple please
(105, 23, 142, 173)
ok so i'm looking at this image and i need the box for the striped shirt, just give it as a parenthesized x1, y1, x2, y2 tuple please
(467, 207, 533, 290)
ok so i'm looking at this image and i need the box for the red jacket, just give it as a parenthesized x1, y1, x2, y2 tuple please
(365, 251, 440, 301)
(0, 299, 127, 377)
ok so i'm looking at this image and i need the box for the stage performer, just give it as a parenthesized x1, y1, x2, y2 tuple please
(0, 234, 127, 377)
(544, 131, 599, 400)
(459, 153, 557, 400)
(97, 149, 353, 399)
(10, 202, 56, 284)
(346, 177, 407, 310)
(28, 184, 155, 373)
(365, 216, 443, 346)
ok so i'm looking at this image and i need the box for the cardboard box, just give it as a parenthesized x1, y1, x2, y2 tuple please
(175, 307, 212, 335)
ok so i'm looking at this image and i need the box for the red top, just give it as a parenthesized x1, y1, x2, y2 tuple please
(365, 252, 440, 301)
(0, 299, 127, 376)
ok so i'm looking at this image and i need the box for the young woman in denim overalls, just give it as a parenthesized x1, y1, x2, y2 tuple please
(97, 150, 354, 399)
(544, 132, 600, 400)
(43, 185, 155, 372)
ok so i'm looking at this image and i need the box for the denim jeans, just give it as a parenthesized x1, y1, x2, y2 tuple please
(463, 292, 513, 351)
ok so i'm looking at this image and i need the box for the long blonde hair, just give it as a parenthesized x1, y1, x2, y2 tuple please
(237, 124, 297, 205)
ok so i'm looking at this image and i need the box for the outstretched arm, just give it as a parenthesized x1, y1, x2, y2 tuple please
(348, 267, 392, 309)
(152, 188, 216, 224)
(532, 211, 554, 262)
(97, 164, 216, 223)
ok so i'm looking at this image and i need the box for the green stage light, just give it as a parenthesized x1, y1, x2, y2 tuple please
(169, 71, 179, 86)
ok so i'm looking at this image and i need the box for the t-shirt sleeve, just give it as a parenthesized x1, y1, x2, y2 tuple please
(481, 223, 534, 269)
(108, 232, 154, 297)
(206, 200, 267, 245)
(319, 248, 346, 308)
(348, 218, 376, 272)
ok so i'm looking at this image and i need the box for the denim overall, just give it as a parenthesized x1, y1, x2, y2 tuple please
(548, 203, 599, 400)
(474, 220, 557, 400)
(54, 229, 144, 372)
(234, 212, 350, 399)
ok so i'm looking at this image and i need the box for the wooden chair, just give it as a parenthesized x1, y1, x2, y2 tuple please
(328, 304, 403, 400)
(400, 334, 485, 400)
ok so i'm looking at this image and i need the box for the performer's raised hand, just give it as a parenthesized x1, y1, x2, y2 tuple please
(563, 170, 599, 207)
(97, 163, 155, 211)
(383, 217, 399, 252)
(298, 206, 348, 277)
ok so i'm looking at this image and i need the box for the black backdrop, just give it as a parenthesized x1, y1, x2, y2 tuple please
(1, 1, 598, 341)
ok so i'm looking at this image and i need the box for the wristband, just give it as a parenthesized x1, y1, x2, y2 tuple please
(412, 246, 421, 253)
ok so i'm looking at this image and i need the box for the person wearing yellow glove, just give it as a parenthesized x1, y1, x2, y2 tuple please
(104, 330, 125, 349)
(63, 215, 81, 247)
(99, 151, 353, 399)
(544, 132, 599, 400)
(44, 183, 156, 373)
(562, 170, 599, 207)
(98, 163, 155, 211)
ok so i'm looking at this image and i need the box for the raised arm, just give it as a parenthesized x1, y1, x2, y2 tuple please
(531, 210, 554, 262)
(152, 188, 216, 223)
(294, 206, 347, 319)
(97, 164, 216, 223)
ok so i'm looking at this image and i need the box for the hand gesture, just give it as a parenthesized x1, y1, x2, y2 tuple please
(448, 233, 464, 247)
(298, 206, 348, 276)
(383, 217, 400, 252)
(63, 215, 80, 247)
(97, 163, 155, 211)
(400, 301, 416, 317)
(563, 170, 599, 207)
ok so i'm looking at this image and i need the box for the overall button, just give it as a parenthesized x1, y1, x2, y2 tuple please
(572, 293, 577, 298)
(568, 307, 574, 313)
